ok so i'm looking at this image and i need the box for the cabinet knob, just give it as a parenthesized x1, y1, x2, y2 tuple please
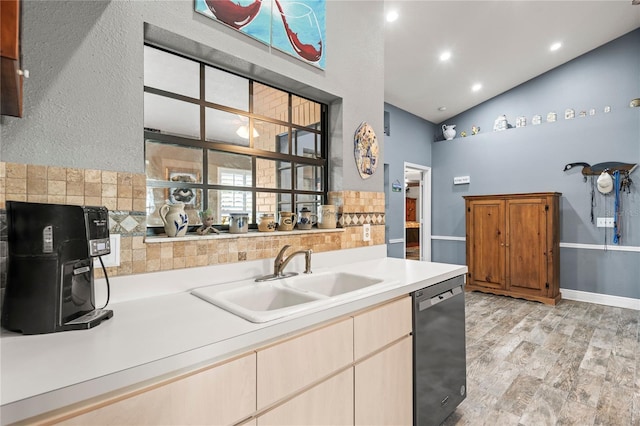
(17, 69, 30, 78)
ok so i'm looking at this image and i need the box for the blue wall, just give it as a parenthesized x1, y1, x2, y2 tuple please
(382, 103, 436, 258)
(431, 29, 640, 299)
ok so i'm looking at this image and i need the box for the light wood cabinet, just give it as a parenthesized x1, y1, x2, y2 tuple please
(31, 297, 414, 426)
(54, 353, 256, 426)
(256, 317, 353, 409)
(353, 296, 412, 426)
(1, 0, 23, 117)
(257, 369, 353, 426)
(464, 192, 561, 305)
(353, 296, 412, 360)
(355, 337, 413, 426)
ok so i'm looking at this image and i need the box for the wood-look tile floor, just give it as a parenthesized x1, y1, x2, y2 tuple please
(443, 291, 639, 426)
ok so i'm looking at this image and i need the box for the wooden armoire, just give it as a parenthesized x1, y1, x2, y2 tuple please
(464, 192, 561, 305)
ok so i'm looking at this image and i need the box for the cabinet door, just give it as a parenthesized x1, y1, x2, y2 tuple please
(467, 199, 506, 289)
(58, 353, 256, 426)
(257, 318, 353, 409)
(257, 369, 353, 426)
(0, 0, 22, 117)
(353, 296, 411, 360)
(355, 336, 413, 426)
(406, 198, 416, 222)
(506, 198, 547, 295)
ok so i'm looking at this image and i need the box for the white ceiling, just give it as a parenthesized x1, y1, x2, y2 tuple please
(384, 1, 640, 123)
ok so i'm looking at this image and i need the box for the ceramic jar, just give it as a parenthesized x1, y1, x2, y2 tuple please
(318, 204, 337, 229)
(160, 202, 188, 237)
(229, 213, 249, 234)
(258, 213, 276, 232)
(442, 124, 456, 140)
(297, 207, 317, 230)
(279, 211, 297, 231)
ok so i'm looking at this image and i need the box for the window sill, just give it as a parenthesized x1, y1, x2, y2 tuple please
(145, 228, 344, 243)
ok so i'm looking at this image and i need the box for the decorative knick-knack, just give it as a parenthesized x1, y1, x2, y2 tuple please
(493, 115, 509, 132)
(160, 202, 188, 237)
(442, 124, 457, 140)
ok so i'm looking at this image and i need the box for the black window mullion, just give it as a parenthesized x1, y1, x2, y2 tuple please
(145, 48, 329, 230)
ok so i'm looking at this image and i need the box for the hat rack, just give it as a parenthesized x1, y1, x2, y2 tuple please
(562, 161, 637, 176)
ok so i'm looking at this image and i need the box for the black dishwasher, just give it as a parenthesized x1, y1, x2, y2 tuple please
(412, 275, 466, 426)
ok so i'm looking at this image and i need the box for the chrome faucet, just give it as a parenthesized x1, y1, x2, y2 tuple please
(256, 245, 312, 282)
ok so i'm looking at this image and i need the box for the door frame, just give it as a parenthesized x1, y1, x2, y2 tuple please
(404, 162, 432, 261)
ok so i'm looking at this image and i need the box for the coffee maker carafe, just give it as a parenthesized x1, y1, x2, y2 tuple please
(2, 201, 114, 334)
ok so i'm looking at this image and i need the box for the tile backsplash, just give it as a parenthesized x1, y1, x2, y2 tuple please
(0, 162, 385, 284)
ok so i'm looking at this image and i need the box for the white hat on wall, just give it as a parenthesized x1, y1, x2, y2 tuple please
(597, 171, 613, 194)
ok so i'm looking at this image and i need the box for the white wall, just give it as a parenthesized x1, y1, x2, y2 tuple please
(0, 0, 384, 193)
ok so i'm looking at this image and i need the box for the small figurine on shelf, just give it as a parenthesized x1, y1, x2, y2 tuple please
(460, 131, 467, 137)
(197, 209, 220, 235)
(471, 125, 480, 135)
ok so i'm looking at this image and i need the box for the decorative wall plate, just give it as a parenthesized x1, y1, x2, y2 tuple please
(354, 122, 379, 179)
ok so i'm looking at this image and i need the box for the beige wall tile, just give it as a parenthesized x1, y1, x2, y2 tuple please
(85, 196, 102, 206)
(27, 178, 47, 195)
(84, 182, 102, 197)
(102, 171, 118, 185)
(27, 164, 47, 180)
(133, 198, 146, 212)
(6, 178, 26, 194)
(102, 184, 117, 198)
(6, 163, 27, 179)
(66, 181, 84, 196)
(0, 162, 6, 178)
(117, 198, 132, 211)
(67, 168, 85, 183)
(48, 180, 66, 196)
(102, 198, 117, 211)
(85, 169, 102, 183)
(66, 196, 84, 206)
(47, 195, 66, 204)
(27, 194, 48, 203)
(47, 166, 66, 181)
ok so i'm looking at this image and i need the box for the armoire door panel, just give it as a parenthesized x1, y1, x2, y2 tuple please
(469, 201, 505, 288)
(507, 200, 546, 293)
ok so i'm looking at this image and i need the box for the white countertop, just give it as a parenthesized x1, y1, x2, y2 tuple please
(0, 246, 466, 424)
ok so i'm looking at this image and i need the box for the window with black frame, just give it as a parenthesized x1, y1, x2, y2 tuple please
(143, 45, 328, 234)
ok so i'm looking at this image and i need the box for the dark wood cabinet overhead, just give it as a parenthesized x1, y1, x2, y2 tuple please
(1, 0, 23, 117)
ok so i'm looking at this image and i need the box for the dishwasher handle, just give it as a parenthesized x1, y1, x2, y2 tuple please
(418, 285, 463, 311)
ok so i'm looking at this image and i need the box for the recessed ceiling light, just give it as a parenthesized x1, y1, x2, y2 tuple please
(550, 42, 562, 52)
(472, 83, 482, 92)
(439, 51, 451, 61)
(386, 10, 399, 22)
(438, 106, 447, 111)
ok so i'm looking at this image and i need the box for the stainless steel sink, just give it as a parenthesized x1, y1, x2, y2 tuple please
(282, 272, 384, 297)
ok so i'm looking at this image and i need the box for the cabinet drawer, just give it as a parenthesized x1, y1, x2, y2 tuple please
(257, 318, 353, 409)
(354, 296, 412, 360)
(355, 336, 413, 426)
(57, 353, 256, 426)
(257, 369, 353, 426)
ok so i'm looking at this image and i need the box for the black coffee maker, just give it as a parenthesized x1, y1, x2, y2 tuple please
(2, 201, 114, 334)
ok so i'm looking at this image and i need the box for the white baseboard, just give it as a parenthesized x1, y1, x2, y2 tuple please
(561, 288, 640, 311)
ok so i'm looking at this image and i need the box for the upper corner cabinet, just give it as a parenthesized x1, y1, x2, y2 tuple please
(464, 192, 561, 305)
(1, 0, 23, 117)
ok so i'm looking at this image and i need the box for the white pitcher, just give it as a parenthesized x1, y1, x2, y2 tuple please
(160, 202, 188, 237)
(442, 124, 456, 140)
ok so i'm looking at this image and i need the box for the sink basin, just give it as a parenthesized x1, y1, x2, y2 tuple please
(283, 272, 384, 297)
(192, 282, 324, 323)
(192, 271, 394, 323)
(223, 284, 319, 311)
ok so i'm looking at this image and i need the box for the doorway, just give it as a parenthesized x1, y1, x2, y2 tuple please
(404, 163, 431, 261)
